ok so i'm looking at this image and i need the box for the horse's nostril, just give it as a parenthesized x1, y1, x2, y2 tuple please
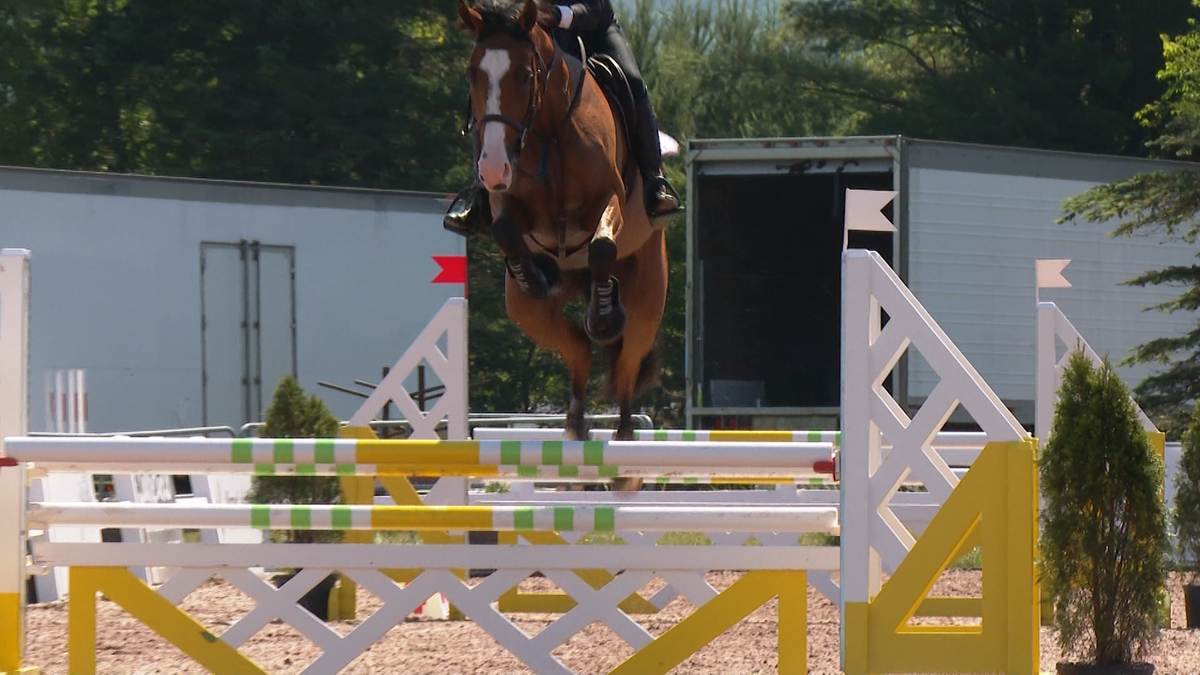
(481, 151, 488, 159)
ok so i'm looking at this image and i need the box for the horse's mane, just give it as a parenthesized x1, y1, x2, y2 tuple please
(462, 0, 536, 42)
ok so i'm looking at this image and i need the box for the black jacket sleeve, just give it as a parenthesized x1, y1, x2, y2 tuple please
(559, 0, 614, 32)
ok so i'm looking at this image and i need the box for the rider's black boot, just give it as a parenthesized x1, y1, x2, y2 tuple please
(443, 186, 492, 238)
(633, 95, 682, 229)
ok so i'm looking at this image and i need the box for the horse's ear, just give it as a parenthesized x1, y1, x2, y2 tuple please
(457, 0, 482, 34)
(519, 0, 538, 33)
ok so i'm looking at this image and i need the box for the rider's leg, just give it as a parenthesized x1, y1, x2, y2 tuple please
(443, 185, 492, 238)
(594, 23, 681, 224)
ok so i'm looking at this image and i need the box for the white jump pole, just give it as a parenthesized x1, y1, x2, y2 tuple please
(0, 250, 34, 645)
(0, 457, 28, 673)
(3, 437, 836, 469)
(0, 249, 30, 458)
(27, 502, 842, 535)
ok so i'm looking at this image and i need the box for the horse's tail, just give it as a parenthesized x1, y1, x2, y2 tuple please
(602, 341, 661, 399)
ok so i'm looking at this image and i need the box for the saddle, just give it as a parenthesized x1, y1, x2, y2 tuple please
(586, 54, 639, 201)
(564, 35, 639, 201)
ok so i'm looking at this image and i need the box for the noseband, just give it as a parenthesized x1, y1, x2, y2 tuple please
(468, 36, 560, 161)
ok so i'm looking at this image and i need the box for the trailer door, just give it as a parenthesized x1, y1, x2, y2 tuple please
(200, 241, 297, 429)
(690, 159, 894, 428)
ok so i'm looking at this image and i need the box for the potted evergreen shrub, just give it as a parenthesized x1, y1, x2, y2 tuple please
(1176, 400, 1200, 628)
(1040, 350, 1168, 673)
(249, 375, 342, 620)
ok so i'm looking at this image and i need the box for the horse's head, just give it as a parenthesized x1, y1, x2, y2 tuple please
(457, 0, 551, 193)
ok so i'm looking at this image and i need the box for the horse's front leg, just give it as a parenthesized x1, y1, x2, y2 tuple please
(565, 380, 588, 441)
(491, 210, 560, 299)
(610, 398, 643, 492)
(584, 195, 627, 344)
(501, 270, 592, 442)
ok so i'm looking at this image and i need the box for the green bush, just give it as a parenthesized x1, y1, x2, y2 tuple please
(247, 375, 342, 544)
(1176, 400, 1200, 582)
(1039, 349, 1167, 665)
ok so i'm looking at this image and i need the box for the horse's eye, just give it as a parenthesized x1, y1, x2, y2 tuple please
(516, 68, 533, 84)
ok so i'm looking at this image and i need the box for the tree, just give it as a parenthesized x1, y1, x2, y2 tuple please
(0, 0, 471, 191)
(622, 0, 862, 141)
(785, 0, 1197, 156)
(1176, 400, 1200, 587)
(247, 375, 341, 545)
(1040, 350, 1166, 665)
(1060, 10, 1200, 433)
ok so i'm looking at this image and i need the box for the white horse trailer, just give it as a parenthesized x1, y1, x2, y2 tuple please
(685, 135, 1199, 432)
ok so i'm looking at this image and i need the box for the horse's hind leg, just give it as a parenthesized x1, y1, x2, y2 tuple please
(503, 272, 592, 440)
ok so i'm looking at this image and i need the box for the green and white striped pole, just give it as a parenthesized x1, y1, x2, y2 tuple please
(28, 502, 841, 535)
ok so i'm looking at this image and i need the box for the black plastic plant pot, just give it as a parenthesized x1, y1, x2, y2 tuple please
(271, 571, 339, 621)
(1186, 584, 1200, 629)
(1056, 663, 1155, 674)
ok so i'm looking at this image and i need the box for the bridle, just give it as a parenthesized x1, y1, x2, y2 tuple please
(464, 26, 590, 258)
(466, 33, 561, 165)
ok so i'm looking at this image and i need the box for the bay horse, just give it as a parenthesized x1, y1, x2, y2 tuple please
(456, 0, 667, 461)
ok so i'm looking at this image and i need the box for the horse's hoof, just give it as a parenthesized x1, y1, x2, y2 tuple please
(585, 277, 626, 344)
(612, 477, 643, 494)
(530, 253, 563, 288)
(506, 257, 557, 299)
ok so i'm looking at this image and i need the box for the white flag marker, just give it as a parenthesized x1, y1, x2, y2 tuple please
(1036, 259, 1072, 303)
(844, 189, 898, 251)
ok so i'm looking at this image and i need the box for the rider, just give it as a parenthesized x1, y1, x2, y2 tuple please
(444, 0, 682, 238)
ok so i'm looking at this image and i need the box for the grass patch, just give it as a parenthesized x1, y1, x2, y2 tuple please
(655, 532, 713, 546)
(577, 531, 628, 545)
(800, 532, 839, 547)
(948, 545, 982, 570)
(375, 531, 422, 544)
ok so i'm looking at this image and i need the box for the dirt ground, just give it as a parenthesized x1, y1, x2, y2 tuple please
(22, 569, 1200, 674)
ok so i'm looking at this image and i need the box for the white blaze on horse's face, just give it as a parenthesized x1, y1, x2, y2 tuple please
(478, 48, 515, 192)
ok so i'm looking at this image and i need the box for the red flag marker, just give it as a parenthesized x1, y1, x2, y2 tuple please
(432, 255, 468, 297)
(432, 255, 467, 283)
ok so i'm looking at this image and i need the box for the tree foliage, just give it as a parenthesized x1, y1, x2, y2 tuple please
(1060, 9, 1200, 432)
(247, 375, 341, 544)
(1040, 350, 1167, 664)
(624, 0, 862, 140)
(786, 0, 1197, 155)
(0, 0, 470, 190)
(1177, 400, 1200, 580)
